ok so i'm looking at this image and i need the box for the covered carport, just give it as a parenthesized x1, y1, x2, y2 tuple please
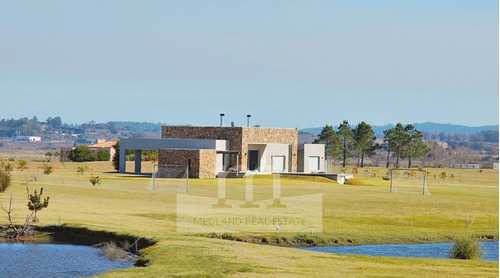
(119, 138, 229, 174)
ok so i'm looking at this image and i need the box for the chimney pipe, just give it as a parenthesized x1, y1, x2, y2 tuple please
(220, 114, 225, 127)
(246, 115, 251, 127)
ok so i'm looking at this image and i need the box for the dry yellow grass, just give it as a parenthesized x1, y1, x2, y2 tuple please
(1, 160, 154, 173)
(0, 165, 497, 277)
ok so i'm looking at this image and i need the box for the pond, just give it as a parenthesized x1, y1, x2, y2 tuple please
(0, 243, 134, 277)
(299, 241, 499, 261)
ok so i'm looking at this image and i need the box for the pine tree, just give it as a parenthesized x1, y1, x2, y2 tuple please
(338, 120, 354, 167)
(352, 121, 377, 168)
(314, 125, 341, 160)
(27, 188, 50, 222)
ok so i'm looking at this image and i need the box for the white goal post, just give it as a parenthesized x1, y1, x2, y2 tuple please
(147, 164, 189, 192)
(389, 169, 430, 195)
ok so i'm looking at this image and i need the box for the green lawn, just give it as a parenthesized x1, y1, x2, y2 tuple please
(0, 167, 498, 277)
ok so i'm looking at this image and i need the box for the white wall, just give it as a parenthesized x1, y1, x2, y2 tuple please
(215, 140, 230, 151)
(300, 144, 325, 173)
(248, 143, 290, 173)
(216, 153, 224, 173)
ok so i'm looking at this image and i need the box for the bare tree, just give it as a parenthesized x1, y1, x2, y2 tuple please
(453, 146, 479, 164)
(1, 194, 34, 238)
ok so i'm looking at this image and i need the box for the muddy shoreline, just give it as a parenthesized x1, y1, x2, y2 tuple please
(0, 225, 156, 266)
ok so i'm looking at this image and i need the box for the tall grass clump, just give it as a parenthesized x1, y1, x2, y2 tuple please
(451, 236, 484, 260)
(451, 214, 484, 260)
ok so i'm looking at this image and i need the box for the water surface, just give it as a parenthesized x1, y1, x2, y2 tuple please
(0, 243, 133, 277)
(299, 241, 499, 261)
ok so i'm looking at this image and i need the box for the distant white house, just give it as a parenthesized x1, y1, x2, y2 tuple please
(14, 136, 42, 142)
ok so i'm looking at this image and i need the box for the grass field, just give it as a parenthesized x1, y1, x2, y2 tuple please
(0, 162, 498, 277)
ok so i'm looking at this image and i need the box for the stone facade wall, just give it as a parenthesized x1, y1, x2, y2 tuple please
(163, 126, 243, 171)
(163, 126, 243, 151)
(158, 149, 218, 178)
(198, 149, 217, 178)
(242, 127, 298, 172)
(158, 149, 197, 178)
(161, 126, 298, 174)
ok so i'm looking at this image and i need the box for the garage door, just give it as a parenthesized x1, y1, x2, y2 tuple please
(308, 156, 320, 171)
(272, 156, 285, 172)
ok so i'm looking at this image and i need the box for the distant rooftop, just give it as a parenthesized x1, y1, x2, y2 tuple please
(88, 140, 117, 148)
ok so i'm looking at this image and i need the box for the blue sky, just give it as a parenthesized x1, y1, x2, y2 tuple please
(1, 1, 498, 128)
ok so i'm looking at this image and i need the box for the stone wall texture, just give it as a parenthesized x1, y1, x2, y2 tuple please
(162, 126, 243, 152)
(158, 148, 218, 178)
(199, 149, 217, 178)
(158, 149, 196, 178)
(161, 126, 298, 173)
(242, 127, 298, 172)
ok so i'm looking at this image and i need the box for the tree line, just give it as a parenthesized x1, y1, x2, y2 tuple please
(0, 116, 163, 139)
(419, 129, 498, 143)
(314, 121, 429, 168)
(67, 145, 111, 162)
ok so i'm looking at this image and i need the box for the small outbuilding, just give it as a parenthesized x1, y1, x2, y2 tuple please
(297, 143, 325, 173)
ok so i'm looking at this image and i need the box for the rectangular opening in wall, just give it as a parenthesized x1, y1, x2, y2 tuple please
(308, 156, 320, 171)
(248, 150, 259, 171)
(272, 155, 285, 172)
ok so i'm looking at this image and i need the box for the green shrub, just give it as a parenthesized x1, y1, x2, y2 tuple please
(96, 150, 111, 161)
(451, 236, 484, 260)
(89, 175, 101, 186)
(42, 163, 53, 175)
(221, 232, 234, 240)
(17, 160, 28, 171)
(0, 170, 12, 192)
(209, 232, 218, 238)
(69, 145, 94, 162)
(3, 163, 13, 172)
(77, 166, 89, 175)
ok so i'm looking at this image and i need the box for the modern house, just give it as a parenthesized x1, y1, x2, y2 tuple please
(119, 125, 325, 178)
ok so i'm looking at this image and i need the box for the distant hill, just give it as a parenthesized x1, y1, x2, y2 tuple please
(110, 121, 164, 132)
(1, 115, 497, 142)
(298, 133, 318, 145)
(301, 122, 499, 137)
